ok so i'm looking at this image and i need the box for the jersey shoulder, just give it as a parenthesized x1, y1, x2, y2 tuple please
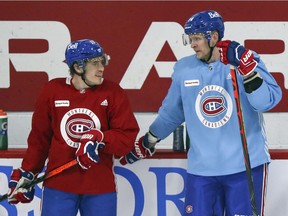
(36, 78, 70, 99)
(172, 54, 203, 81)
(174, 54, 202, 73)
(100, 79, 125, 93)
(43, 77, 67, 88)
(176, 54, 199, 67)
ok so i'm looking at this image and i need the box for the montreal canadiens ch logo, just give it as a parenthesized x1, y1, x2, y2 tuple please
(202, 96, 226, 116)
(60, 108, 101, 148)
(195, 85, 233, 128)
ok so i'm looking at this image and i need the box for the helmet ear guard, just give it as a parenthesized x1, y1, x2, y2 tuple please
(75, 59, 85, 69)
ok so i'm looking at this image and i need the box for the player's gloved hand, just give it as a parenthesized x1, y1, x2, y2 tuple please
(8, 168, 36, 204)
(76, 129, 105, 170)
(216, 40, 258, 76)
(119, 131, 159, 165)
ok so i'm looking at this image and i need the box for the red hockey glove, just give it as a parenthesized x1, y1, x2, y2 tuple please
(217, 40, 258, 76)
(8, 168, 36, 204)
(119, 132, 158, 165)
(76, 129, 105, 169)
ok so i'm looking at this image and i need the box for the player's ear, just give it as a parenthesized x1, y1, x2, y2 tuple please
(74, 63, 83, 73)
(210, 31, 220, 47)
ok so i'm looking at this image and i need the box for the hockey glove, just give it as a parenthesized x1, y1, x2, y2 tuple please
(119, 132, 159, 165)
(8, 168, 36, 204)
(216, 40, 258, 76)
(76, 129, 105, 169)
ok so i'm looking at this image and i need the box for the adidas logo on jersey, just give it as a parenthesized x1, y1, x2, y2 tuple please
(101, 99, 108, 106)
(226, 73, 232, 80)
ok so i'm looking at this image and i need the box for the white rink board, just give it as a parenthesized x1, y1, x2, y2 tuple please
(0, 158, 287, 216)
(5, 112, 288, 150)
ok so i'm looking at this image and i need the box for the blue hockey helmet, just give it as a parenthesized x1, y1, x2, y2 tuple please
(65, 39, 108, 68)
(184, 10, 224, 42)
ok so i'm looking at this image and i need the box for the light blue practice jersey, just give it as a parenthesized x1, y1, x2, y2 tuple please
(150, 53, 282, 176)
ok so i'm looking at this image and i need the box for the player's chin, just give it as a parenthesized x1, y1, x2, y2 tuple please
(195, 52, 203, 59)
(197, 54, 208, 62)
(93, 77, 103, 85)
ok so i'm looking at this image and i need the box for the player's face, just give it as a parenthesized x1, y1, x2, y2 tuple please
(189, 34, 211, 61)
(84, 58, 105, 85)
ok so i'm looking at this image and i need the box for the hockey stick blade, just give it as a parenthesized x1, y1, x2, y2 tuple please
(0, 159, 78, 202)
(230, 65, 259, 216)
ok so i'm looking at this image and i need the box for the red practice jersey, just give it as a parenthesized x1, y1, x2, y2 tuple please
(21, 77, 139, 194)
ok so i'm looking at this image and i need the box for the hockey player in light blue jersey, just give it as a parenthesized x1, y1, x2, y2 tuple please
(144, 11, 282, 216)
(120, 10, 282, 216)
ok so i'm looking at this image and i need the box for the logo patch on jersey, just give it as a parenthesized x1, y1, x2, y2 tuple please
(55, 100, 70, 107)
(226, 73, 232, 80)
(101, 99, 108, 106)
(185, 205, 193, 213)
(202, 96, 226, 116)
(66, 118, 94, 138)
(60, 108, 101, 148)
(184, 79, 199, 87)
(195, 85, 233, 128)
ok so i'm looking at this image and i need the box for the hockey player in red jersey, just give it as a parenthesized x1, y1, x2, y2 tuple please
(7, 39, 139, 216)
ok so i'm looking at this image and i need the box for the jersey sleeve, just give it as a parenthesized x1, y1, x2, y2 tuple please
(101, 85, 139, 157)
(150, 63, 185, 140)
(21, 82, 53, 174)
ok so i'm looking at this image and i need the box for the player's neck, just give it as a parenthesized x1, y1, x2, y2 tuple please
(207, 48, 220, 63)
(71, 75, 89, 90)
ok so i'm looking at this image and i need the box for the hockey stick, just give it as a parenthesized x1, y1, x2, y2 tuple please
(0, 159, 78, 202)
(230, 65, 258, 216)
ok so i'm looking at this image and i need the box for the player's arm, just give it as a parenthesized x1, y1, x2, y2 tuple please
(120, 66, 186, 165)
(100, 86, 140, 157)
(217, 40, 282, 111)
(21, 82, 53, 174)
(7, 83, 54, 204)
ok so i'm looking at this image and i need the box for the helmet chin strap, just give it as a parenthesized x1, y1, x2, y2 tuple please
(80, 70, 97, 88)
(204, 39, 215, 63)
(205, 47, 214, 63)
(202, 36, 221, 63)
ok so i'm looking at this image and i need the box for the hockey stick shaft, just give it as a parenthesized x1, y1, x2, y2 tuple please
(0, 159, 78, 202)
(230, 66, 258, 216)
